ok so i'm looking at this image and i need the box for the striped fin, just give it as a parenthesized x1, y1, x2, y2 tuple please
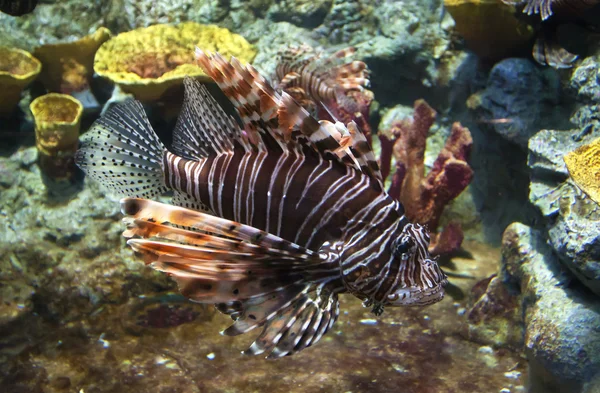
(320, 105, 383, 185)
(195, 48, 280, 146)
(172, 77, 243, 159)
(275, 44, 370, 103)
(502, 0, 600, 20)
(120, 197, 341, 357)
(243, 286, 339, 359)
(532, 32, 578, 68)
(121, 198, 314, 254)
(74, 99, 168, 199)
(194, 49, 382, 184)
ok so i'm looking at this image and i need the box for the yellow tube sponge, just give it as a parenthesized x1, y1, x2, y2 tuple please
(30, 93, 83, 184)
(94, 22, 257, 102)
(564, 138, 600, 205)
(0, 47, 41, 117)
(33, 27, 112, 94)
(444, 0, 535, 61)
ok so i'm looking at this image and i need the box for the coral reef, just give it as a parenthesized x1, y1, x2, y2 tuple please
(30, 93, 83, 191)
(529, 128, 600, 296)
(502, 223, 600, 393)
(267, 0, 332, 28)
(313, 0, 377, 45)
(564, 137, 600, 204)
(0, 149, 528, 391)
(104, 0, 231, 31)
(0, 46, 41, 117)
(443, 0, 534, 61)
(33, 27, 111, 95)
(379, 100, 474, 254)
(94, 22, 256, 101)
(0, 1, 106, 51)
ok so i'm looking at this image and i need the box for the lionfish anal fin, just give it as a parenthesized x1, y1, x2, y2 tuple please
(120, 197, 340, 358)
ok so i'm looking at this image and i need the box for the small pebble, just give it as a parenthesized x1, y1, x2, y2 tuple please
(478, 346, 494, 354)
(504, 371, 521, 379)
(359, 318, 378, 325)
(50, 376, 71, 390)
(207, 352, 216, 360)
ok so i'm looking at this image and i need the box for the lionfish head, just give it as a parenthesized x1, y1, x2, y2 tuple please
(384, 223, 447, 307)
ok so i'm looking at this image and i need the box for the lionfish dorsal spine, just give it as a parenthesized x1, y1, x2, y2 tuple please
(172, 77, 245, 159)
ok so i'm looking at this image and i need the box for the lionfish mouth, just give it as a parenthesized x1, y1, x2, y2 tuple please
(386, 281, 447, 307)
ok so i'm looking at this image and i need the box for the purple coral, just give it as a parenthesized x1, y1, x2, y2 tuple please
(379, 100, 474, 255)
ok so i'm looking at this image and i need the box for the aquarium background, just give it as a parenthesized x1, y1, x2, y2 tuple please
(1, 0, 599, 392)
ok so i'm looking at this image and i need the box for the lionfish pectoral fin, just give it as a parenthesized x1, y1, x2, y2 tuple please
(241, 286, 340, 359)
(277, 71, 302, 90)
(120, 198, 341, 357)
(533, 32, 578, 69)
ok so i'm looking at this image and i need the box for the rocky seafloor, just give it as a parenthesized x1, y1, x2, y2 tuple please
(1, 0, 600, 392)
(0, 149, 528, 392)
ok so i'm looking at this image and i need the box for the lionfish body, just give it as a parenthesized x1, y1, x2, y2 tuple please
(75, 50, 447, 358)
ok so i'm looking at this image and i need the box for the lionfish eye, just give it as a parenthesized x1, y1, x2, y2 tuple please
(393, 238, 411, 257)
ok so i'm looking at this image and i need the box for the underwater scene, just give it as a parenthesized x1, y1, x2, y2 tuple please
(1, 0, 599, 392)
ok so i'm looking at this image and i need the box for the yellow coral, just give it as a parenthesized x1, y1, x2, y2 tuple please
(444, 0, 535, 60)
(94, 23, 257, 101)
(564, 138, 600, 204)
(30, 94, 83, 182)
(0, 47, 41, 117)
(33, 27, 111, 94)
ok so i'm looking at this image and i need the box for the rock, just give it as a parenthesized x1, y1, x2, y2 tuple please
(502, 222, 600, 393)
(528, 129, 600, 296)
(569, 55, 600, 135)
(0, 1, 106, 51)
(528, 129, 576, 217)
(266, 0, 332, 28)
(105, 0, 231, 32)
(313, 0, 377, 45)
(471, 58, 569, 149)
(245, 21, 318, 78)
(463, 274, 523, 349)
(547, 188, 600, 296)
(0, 147, 174, 325)
(570, 55, 600, 106)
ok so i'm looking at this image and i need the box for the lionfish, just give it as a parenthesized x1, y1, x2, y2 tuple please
(502, 0, 600, 67)
(274, 44, 370, 110)
(274, 44, 374, 138)
(0, 0, 37, 16)
(75, 49, 447, 358)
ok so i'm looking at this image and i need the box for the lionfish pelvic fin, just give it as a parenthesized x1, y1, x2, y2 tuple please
(121, 198, 342, 358)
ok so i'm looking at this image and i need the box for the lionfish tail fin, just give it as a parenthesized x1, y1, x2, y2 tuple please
(120, 198, 341, 358)
(75, 100, 168, 199)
